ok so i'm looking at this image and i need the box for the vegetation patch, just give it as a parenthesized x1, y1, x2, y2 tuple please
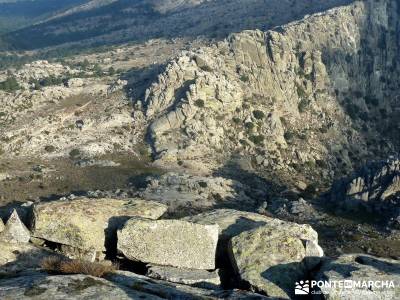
(253, 110, 265, 120)
(41, 256, 117, 278)
(0, 76, 21, 92)
(194, 99, 205, 108)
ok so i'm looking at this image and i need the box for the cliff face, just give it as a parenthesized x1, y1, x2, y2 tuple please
(143, 0, 400, 186)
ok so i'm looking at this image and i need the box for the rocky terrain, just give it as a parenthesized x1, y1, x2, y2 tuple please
(143, 0, 400, 190)
(0, 0, 400, 299)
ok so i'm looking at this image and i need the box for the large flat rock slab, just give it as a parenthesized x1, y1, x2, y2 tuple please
(147, 265, 221, 288)
(109, 270, 271, 299)
(0, 270, 271, 300)
(118, 219, 218, 269)
(183, 209, 320, 260)
(315, 254, 400, 299)
(0, 273, 159, 300)
(32, 198, 167, 252)
(0, 241, 54, 275)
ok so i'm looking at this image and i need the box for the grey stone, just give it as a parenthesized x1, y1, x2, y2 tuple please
(183, 209, 320, 261)
(315, 254, 400, 299)
(32, 198, 167, 252)
(228, 222, 323, 299)
(109, 270, 271, 299)
(118, 218, 218, 269)
(0, 241, 54, 275)
(0, 273, 158, 300)
(147, 265, 221, 288)
(0, 210, 30, 243)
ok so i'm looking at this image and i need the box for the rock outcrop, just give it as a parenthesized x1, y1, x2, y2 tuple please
(0, 210, 30, 244)
(183, 209, 323, 298)
(315, 254, 400, 299)
(32, 198, 167, 257)
(109, 270, 271, 299)
(146, 265, 221, 288)
(331, 156, 400, 212)
(0, 270, 270, 299)
(0, 242, 53, 275)
(228, 221, 322, 298)
(142, 0, 400, 188)
(183, 209, 321, 257)
(118, 218, 218, 269)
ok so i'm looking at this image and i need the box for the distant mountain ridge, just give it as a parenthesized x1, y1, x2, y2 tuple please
(0, 0, 88, 34)
(2, 0, 353, 50)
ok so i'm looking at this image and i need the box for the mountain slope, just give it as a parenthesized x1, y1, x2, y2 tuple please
(140, 0, 400, 188)
(3, 0, 353, 50)
(0, 0, 87, 34)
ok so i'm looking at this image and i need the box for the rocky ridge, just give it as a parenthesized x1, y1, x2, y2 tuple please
(4, 0, 352, 50)
(141, 0, 400, 189)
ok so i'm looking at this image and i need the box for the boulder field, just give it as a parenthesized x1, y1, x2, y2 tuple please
(0, 197, 396, 298)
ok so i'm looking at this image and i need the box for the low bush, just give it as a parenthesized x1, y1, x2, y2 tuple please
(194, 99, 205, 108)
(249, 134, 265, 145)
(0, 76, 21, 92)
(253, 110, 265, 120)
(41, 256, 117, 278)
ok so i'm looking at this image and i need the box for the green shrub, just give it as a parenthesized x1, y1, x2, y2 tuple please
(232, 117, 241, 124)
(0, 76, 21, 92)
(296, 84, 307, 99)
(346, 103, 359, 119)
(245, 122, 255, 130)
(240, 74, 249, 82)
(69, 149, 81, 159)
(194, 99, 205, 108)
(199, 65, 213, 72)
(365, 96, 379, 106)
(298, 99, 309, 113)
(253, 110, 265, 120)
(242, 103, 250, 110)
(284, 131, 294, 141)
(249, 134, 265, 145)
(108, 67, 116, 75)
(44, 145, 56, 153)
(239, 139, 248, 146)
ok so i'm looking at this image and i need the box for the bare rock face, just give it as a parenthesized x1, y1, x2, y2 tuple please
(0, 270, 269, 300)
(315, 254, 400, 299)
(32, 198, 167, 254)
(184, 209, 323, 298)
(0, 210, 30, 244)
(147, 265, 221, 288)
(117, 219, 219, 269)
(142, 0, 400, 187)
(331, 157, 400, 214)
(183, 209, 321, 259)
(0, 273, 156, 300)
(111, 270, 271, 299)
(0, 241, 53, 275)
(0, 218, 4, 233)
(225, 216, 322, 299)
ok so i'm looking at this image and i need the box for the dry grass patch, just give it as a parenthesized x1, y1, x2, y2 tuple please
(41, 256, 117, 278)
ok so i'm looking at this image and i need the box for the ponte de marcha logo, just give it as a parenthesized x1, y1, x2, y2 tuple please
(295, 280, 310, 295)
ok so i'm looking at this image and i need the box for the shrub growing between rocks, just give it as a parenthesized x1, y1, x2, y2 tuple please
(41, 256, 117, 278)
